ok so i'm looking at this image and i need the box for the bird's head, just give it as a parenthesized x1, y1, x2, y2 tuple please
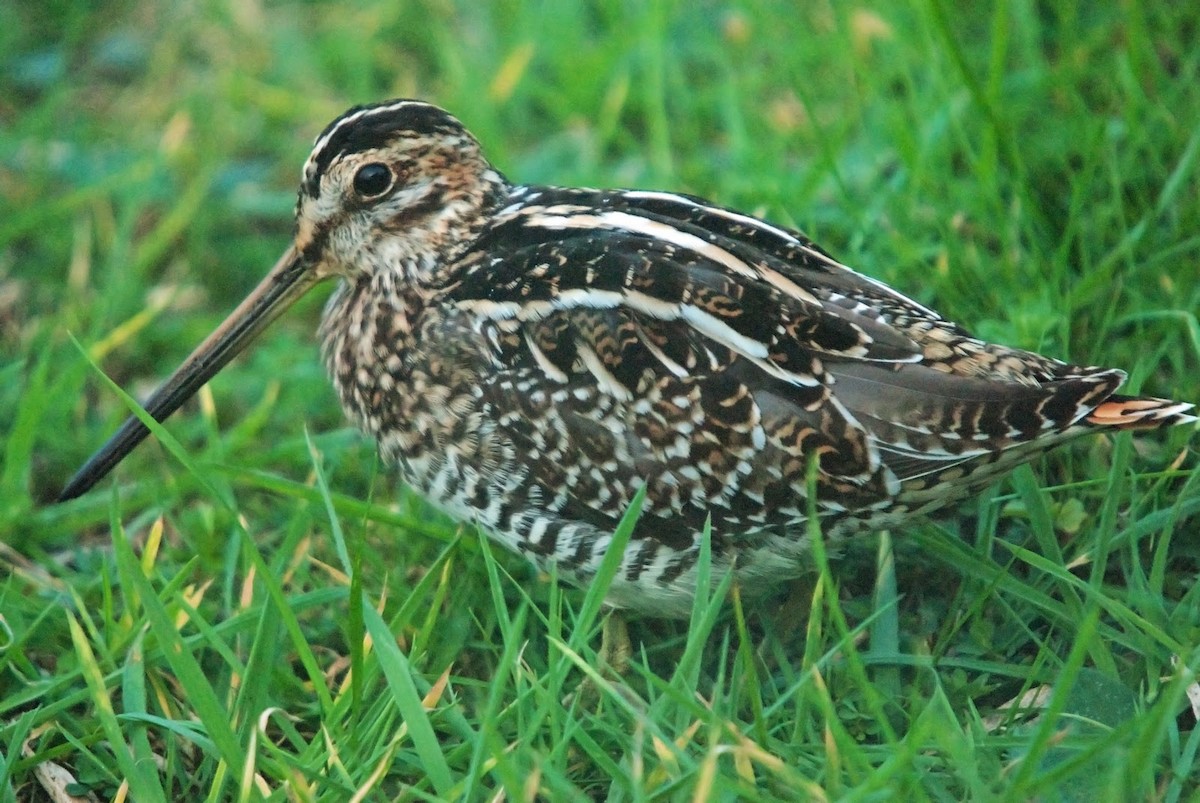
(295, 100, 508, 286)
(57, 99, 505, 501)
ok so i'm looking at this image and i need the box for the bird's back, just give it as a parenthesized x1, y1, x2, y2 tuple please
(316, 182, 1192, 610)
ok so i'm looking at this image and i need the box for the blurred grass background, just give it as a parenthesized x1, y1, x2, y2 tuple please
(2, 0, 1199, 799)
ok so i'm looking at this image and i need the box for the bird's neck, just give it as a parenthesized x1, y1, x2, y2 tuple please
(393, 166, 511, 290)
(318, 271, 426, 436)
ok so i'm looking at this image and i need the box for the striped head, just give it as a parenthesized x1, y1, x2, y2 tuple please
(57, 100, 510, 500)
(296, 99, 510, 286)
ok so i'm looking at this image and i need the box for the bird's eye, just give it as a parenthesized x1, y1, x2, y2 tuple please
(352, 162, 394, 198)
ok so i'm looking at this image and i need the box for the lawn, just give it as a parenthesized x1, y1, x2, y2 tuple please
(2, 0, 1199, 799)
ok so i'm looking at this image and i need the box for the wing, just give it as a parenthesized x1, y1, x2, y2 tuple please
(432, 186, 1146, 542)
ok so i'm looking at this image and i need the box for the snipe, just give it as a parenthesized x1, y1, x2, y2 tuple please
(60, 100, 1195, 618)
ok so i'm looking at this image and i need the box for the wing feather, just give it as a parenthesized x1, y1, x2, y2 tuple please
(424, 185, 1175, 543)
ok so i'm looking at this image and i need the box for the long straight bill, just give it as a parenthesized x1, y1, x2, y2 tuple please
(58, 245, 320, 501)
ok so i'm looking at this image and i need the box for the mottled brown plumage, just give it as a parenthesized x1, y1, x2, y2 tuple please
(61, 100, 1195, 617)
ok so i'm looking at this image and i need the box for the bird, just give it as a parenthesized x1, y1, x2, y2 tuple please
(58, 99, 1195, 620)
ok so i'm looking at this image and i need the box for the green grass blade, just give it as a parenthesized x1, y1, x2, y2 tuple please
(108, 508, 244, 781)
(360, 601, 454, 798)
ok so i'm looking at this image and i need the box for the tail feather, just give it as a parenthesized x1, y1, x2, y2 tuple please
(1085, 395, 1197, 430)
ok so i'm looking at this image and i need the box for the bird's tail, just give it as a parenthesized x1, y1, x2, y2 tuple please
(1084, 395, 1197, 430)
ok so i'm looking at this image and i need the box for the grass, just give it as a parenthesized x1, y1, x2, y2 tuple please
(2, 0, 1199, 799)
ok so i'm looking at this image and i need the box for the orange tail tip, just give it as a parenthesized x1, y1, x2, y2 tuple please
(1085, 396, 1198, 430)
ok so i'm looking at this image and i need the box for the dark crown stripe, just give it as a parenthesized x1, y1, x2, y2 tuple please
(303, 100, 466, 197)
